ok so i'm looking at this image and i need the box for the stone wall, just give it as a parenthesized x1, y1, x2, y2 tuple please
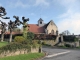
(39, 40, 57, 46)
(64, 41, 80, 47)
(0, 47, 41, 58)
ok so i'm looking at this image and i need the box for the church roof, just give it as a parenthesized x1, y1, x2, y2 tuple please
(38, 18, 43, 21)
(44, 20, 57, 28)
(28, 24, 45, 34)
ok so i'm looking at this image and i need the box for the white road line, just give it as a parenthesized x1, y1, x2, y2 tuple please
(46, 51, 70, 58)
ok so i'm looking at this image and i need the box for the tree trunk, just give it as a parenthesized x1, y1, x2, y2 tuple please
(1, 33, 4, 42)
(9, 32, 12, 42)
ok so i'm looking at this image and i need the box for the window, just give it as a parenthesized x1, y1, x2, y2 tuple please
(46, 30, 48, 34)
(40, 21, 42, 24)
(51, 30, 54, 34)
(56, 30, 58, 35)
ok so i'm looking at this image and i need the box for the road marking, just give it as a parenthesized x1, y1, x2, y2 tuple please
(46, 51, 70, 58)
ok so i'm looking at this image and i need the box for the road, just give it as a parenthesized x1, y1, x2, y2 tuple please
(41, 46, 80, 60)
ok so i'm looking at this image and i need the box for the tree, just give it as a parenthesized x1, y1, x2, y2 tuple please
(0, 21, 7, 42)
(8, 16, 29, 42)
(74, 37, 79, 42)
(8, 16, 20, 42)
(0, 6, 10, 42)
(22, 17, 29, 39)
(27, 32, 34, 40)
(62, 30, 71, 35)
(13, 28, 21, 33)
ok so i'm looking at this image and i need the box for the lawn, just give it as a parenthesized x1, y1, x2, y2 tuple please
(0, 42, 8, 47)
(0, 53, 44, 60)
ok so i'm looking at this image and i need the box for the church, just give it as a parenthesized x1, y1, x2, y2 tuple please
(28, 18, 58, 35)
(0, 18, 58, 36)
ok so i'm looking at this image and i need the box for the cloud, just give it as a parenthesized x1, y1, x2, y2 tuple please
(57, 0, 76, 5)
(57, 9, 73, 18)
(0, 18, 10, 24)
(29, 13, 36, 16)
(53, 0, 80, 11)
(8, 0, 30, 8)
(54, 0, 80, 35)
(34, 0, 50, 7)
(7, 0, 50, 8)
(57, 9, 80, 35)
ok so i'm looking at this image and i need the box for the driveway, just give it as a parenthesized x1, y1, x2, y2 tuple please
(41, 46, 80, 60)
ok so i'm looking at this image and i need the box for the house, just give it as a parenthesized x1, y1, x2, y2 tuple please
(28, 18, 58, 35)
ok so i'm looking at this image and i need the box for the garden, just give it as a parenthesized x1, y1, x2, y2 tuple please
(0, 6, 44, 60)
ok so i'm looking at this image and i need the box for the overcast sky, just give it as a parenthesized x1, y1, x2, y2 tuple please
(0, 0, 80, 35)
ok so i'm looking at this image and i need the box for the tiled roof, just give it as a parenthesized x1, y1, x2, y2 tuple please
(28, 24, 45, 34)
(5, 32, 22, 34)
(44, 20, 57, 28)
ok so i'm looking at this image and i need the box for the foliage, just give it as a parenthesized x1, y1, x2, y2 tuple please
(14, 36, 25, 43)
(0, 42, 31, 54)
(27, 32, 34, 40)
(42, 41, 46, 45)
(31, 40, 42, 48)
(21, 40, 33, 45)
(38, 40, 42, 44)
(22, 32, 35, 45)
(64, 44, 71, 47)
(62, 30, 71, 35)
(58, 45, 67, 48)
(74, 37, 79, 42)
(0, 53, 44, 60)
(0, 42, 8, 48)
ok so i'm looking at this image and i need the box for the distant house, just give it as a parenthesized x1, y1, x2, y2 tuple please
(28, 18, 58, 35)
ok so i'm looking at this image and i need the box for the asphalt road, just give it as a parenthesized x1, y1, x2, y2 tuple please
(41, 46, 80, 60)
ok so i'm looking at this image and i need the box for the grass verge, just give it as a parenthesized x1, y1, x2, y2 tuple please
(0, 53, 45, 60)
(0, 42, 8, 47)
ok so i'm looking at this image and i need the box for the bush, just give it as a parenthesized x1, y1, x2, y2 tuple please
(0, 42, 31, 54)
(27, 32, 34, 40)
(74, 37, 79, 42)
(64, 44, 71, 47)
(42, 42, 46, 45)
(14, 36, 25, 43)
(38, 40, 41, 44)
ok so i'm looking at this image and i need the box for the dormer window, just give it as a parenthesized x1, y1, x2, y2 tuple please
(40, 21, 42, 24)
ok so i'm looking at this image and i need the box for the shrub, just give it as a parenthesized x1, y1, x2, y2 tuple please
(74, 37, 79, 42)
(14, 36, 25, 43)
(27, 32, 34, 40)
(64, 44, 71, 47)
(0, 42, 31, 54)
(42, 42, 46, 45)
(38, 40, 42, 44)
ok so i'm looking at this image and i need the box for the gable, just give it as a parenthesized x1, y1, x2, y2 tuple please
(46, 20, 57, 29)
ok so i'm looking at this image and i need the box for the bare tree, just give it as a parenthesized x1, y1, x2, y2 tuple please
(62, 30, 71, 35)
(0, 6, 10, 42)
